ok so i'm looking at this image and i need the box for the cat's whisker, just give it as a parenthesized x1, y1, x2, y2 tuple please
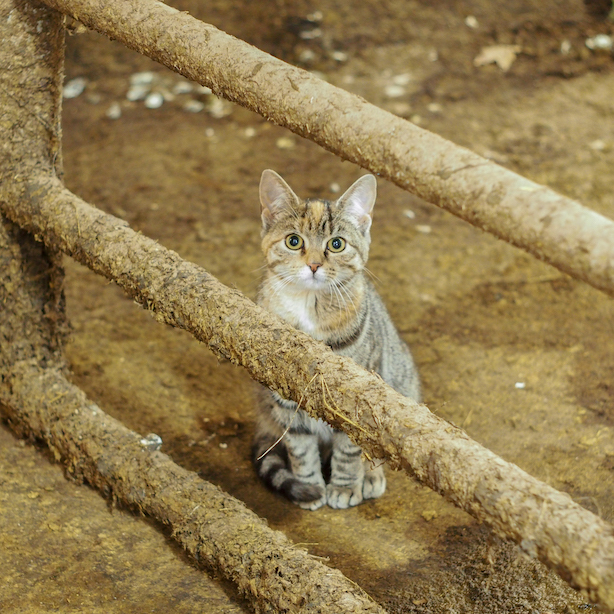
(364, 266, 382, 284)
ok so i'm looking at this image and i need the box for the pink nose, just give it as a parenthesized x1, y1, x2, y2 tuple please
(308, 263, 322, 274)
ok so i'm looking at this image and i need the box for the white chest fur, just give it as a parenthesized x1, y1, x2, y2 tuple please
(272, 291, 321, 337)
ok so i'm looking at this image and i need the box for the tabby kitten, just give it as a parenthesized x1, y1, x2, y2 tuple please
(253, 169, 420, 510)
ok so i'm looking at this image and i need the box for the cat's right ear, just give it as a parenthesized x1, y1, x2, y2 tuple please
(259, 169, 299, 230)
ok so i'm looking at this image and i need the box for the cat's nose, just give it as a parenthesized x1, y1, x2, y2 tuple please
(308, 262, 322, 274)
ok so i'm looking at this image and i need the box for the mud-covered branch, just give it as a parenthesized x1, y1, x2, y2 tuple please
(40, 0, 614, 298)
(2, 172, 613, 610)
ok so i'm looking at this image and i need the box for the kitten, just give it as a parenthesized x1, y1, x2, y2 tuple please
(253, 170, 420, 510)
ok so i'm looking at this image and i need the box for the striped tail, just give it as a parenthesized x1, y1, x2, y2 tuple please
(252, 433, 324, 503)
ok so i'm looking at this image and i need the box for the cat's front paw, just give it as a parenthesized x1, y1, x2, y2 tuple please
(326, 483, 364, 509)
(362, 464, 386, 500)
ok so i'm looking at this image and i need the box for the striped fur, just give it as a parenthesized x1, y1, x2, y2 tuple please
(253, 170, 420, 510)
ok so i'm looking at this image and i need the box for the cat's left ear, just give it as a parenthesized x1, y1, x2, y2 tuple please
(259, 169, 300, 230)
(337, 174, 377, 233)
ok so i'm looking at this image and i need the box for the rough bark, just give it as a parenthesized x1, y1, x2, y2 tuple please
(38, 0, 614, 298)
(3, 173, 613, 611)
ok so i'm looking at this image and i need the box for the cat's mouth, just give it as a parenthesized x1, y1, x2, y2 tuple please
(294, 266, 331, 291)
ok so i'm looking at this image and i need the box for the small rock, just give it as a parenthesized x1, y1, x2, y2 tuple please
(560, 39, 572, 55)
(63, 77, 87, 99)
(205, 128, 215, 138)
(428, 49, 439, 62)
(404, 209, 416, 219)
(208, 97, 232, 118)
(105, 102, 122, 120)
(427, 102, 442, 113)
(144, 91, 164, 109)
(183, 99, 205, 113)
(392, 73, 412, 87)
(299, 27, 322, 40)
(219, 442, 228, 449)
(585, 34, 613, 50)
(276, 136, 296, 150)
(172, 80, 194, 95)
(515, 382, 526, 389)
(299, 49, 317, 63)
(415, 224, 432, 234)
(244, 127, 257, 138)
(329, 182, 341, 194)
(331, 50, 348, 62)
(126, 83, 150, 102)
(464, 15, 479, 28)
(474, 45, 522, 72)
(130, 71, 155, 86)
(589, 139, 606, 151)
(384, 84, 406, 98)
(140, 433, 163, 451)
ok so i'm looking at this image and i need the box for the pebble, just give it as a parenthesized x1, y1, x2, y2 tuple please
(589, 139, 606, 151)
(299, 49, 317, 63)
(585, 34, 613, 50)
(392, 73, 412, 86)
(183, 99, 205, 113)
(172, 80, 194, 95)
(384, 84, 406, 98)
(63, 77, 87, 99)
(464, 15, 479, 28)
(105, 102, 122, 120)
(130, 71, 155, 86)
(331, 50, 348, 62)
(208, 97, 232, 118)
(219, 442, 228, 449)
(276, 136, 296, 150)
(404, 209, 416, 219)
(140, 433, 163, 451)
(415, 224, 432, 234)
(244, 127, 257, 138)
(560, 39, 572, 55)
(427, 102, 442, 113)
(515, 382, 526, 389)
(329, 182, 341, 193)
(144, 91, 164, 109)
(126, 83, 150, 102)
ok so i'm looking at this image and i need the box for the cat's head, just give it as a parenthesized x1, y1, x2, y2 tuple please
(259, 169, 376, 291)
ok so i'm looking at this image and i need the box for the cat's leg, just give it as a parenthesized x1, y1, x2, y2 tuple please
(362, 461, 386, 500)
(285, 432, 327, 510)
(326, 431, 366, 509)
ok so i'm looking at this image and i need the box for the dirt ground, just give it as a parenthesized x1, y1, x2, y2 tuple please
(2, 0, 614, 612)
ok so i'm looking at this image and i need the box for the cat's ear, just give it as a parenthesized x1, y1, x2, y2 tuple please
(337, 174, 377, 233)
(259, 169, 299, 230)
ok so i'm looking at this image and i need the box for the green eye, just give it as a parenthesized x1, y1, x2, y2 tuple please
(327, 237, 346, 253)
(285, 234, 304, 250)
